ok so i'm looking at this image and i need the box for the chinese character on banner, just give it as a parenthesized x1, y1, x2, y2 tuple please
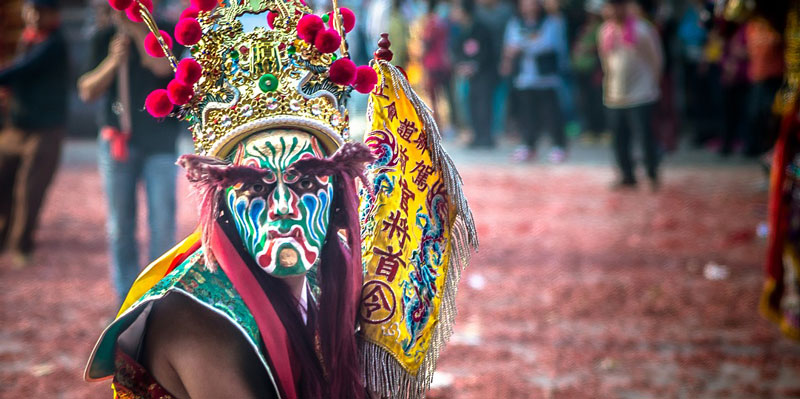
(414, 129, 427, 154)
(373, 245, 406, 282)
(399, 179, 415, 215)
(360, 281, 396, 324)
(381, 210, 411, 248)
(398, 147, 409, 174)
(373, 79, 390, 100)
(396, 118, 418, 142)
(410, 160, 435, 191)
(384, 102, 398, 122)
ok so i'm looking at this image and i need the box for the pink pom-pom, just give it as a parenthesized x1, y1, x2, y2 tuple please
(143, 30, 173, 58)
(297, 14, 324, 44)
(353, 65, 378, 93)
(167, 79, 194, 105)
(125, 0, 153, 22)
(314, 28, 341, 53)
(179, 6, 199, 19)
(145, 89, 173, 118)
(175, 18, 202, 46)
(267, 10, 277, 29)
(327, 8, 355, 33)
(328, 58, 356, 85)
(108, 0, 133, 11)
(176, 58, 203, 84)
(340, 8, 356, 33)
(190, 0, 217, 12)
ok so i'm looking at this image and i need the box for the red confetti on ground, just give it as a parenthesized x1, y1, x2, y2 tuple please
(1, 159, 799, 398)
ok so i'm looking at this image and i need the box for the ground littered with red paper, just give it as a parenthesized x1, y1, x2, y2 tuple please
(2, 142, 799, 398)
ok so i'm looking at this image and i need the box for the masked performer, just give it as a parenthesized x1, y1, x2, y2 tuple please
(85, 0, 477, 398)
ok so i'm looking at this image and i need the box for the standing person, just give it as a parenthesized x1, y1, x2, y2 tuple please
(453, 0, 497, 148)
(421, 0, 456, 130)
(676, 0, 709, 142)
(77, 6, 178, 303)
(743, 11, 784, 157)
(0, 0, 69, 267)
(502, 0, 567, 162)
(476, 0, 512, 138)
(571, 0, 606, 141)
(544, 0, 577, 146)
(599, 0, 664, 189)
(719, 23, 749, 156)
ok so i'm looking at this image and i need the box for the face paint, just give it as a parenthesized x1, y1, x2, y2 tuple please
(225, 130, 333, 277)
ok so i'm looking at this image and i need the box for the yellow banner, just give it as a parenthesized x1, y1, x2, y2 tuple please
(358, 64, 456, 374)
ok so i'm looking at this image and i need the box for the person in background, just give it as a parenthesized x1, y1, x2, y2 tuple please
(598, 0, 663, 190)
(387, 0, 410, 69)
(422, 0, 456, 131)
(476, 0, 512, 139)
(366, 0, 409, 69)
(77, 5, 178, 303)
(544, 0, 578, 144)
(719, 22, 749, 156)
(0, 0, 69, 268)
(698, 20, 726, 149)
(453, 0, 496, 148)
(649, 0, 679, 153)
(502, 0, 567, 162)
(676, 0, 709, 143)
(571, 0, 606, 142)
(743, 10, 784, 157)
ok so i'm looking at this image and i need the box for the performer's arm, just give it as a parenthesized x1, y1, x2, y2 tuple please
(141, 293, 278, 399)
(77, 33, 127, 103)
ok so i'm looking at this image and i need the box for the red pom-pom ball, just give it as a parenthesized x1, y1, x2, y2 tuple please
(108, 0, 133, 11)
(353, 65, 378, 93)
(145, 89, 173, 118)
(267, 10, 277, 29)
(144, 30, 173, 58)
(327, 8, 356, 33)
(125, 0, 153, 22)
(328, 58, 356, 85)
(179, 6, 199, 19)
(297, 14, 324, 44)
(190, 0, 217, 12)
(340, 8, 356, 33)
(314, 28, 341, 53)
(175, 18, 202, 46)
(176, 58, 203, 84)
(167, 79, 194, 105)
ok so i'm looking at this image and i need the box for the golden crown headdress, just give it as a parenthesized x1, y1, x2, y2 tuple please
(113, 0, 377, 157)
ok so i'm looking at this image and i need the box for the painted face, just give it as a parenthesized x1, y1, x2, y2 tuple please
(225, 130, 333, 277)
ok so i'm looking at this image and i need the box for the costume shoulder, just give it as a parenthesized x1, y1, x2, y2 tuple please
(84, 234, 266, 382)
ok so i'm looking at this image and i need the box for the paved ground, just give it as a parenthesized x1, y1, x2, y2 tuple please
(1, 139, 799, 398)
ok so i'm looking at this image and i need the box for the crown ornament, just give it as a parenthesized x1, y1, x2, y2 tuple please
(114, 0, 377, 157)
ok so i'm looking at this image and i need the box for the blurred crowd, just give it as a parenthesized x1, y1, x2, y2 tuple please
(340, 0, 788, 169)
(0, 0, 795, 284)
